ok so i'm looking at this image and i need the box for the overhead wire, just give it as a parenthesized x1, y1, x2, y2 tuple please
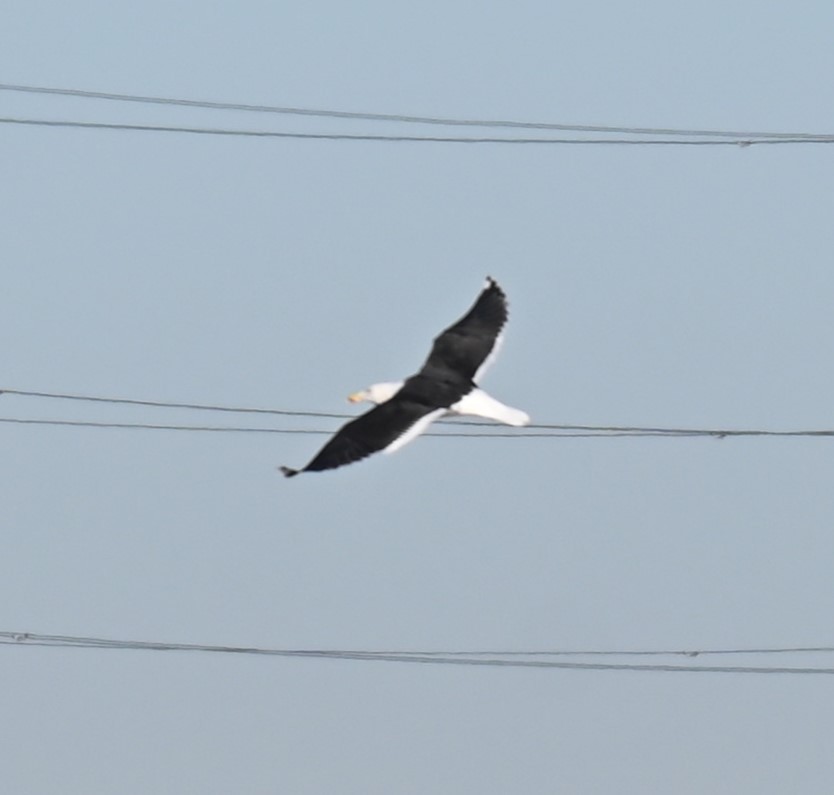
(0, 387, 345, 419)
(382, 644, 834, 658)
(3, 117, 833, 145)
(0, 417, 704, 438)
(0, 417, 333, 434)
(2, 387, 834, 439)
(3, 632, 834, 675)
(2, 81, 833, 140)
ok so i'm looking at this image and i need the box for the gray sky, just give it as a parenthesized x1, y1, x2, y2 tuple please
(3, 2, 834, 792)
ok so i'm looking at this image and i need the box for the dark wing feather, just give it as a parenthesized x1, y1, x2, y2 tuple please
(281, 395, 438, 476)
(419, 277, 508, 383)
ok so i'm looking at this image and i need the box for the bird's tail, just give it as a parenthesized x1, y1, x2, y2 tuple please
(496, 406, 531, 427)
(451, 389, 530, 427)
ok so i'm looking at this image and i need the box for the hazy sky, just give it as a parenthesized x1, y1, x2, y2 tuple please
(3, 2, 834, 792)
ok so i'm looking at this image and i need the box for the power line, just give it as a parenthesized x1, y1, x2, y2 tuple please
(0, 387, 679, 430)
(0, 415, 830, 439)
(2, 82, 832, 140)
(3, 387, 834, 438)
(2, 117, 833, 146)
(395, 645, 834, 658)
(3, 632, 834, 675)
(0, 387, 346, 419)
(0, 417, 332, 434)
(0, 417, 690, 438)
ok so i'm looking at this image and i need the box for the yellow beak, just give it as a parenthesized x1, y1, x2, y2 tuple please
(347, 391, 365, 403)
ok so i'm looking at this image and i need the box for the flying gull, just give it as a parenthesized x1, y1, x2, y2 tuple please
(280, 277, 529, 477)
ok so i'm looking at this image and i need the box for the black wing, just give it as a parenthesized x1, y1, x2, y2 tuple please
(419, 277, 508, 383)
(280, 395, 439, 477)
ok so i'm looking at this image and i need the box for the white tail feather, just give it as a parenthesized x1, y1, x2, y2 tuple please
(451, 388, 530, 427)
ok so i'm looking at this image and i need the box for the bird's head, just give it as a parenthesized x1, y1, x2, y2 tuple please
(347, 381, 403, 405)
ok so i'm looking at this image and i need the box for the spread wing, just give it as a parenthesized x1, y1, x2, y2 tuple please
(419, 277, 508, 384)
(280, 396, 444, 477)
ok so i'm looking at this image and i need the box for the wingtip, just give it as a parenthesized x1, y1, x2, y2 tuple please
(483, 275, 504, 294)
(279, 466, 300, 478)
